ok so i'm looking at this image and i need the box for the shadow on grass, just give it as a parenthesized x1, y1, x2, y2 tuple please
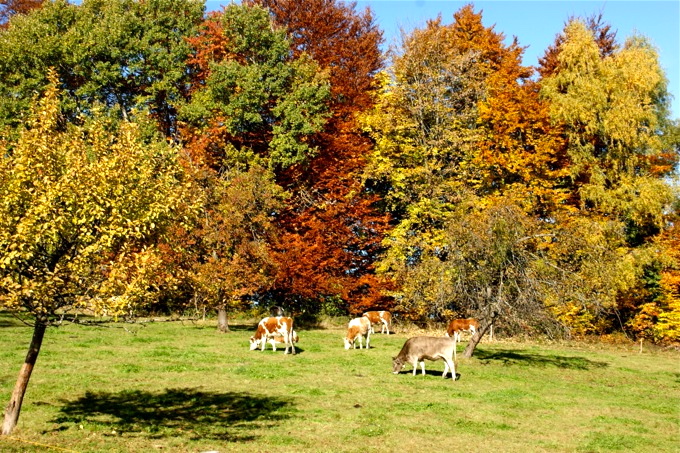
(0, 312, 30, 328)
(52, 387, 293, 442)
(395, 369, 460, 380)
(475, 349, 609, 370)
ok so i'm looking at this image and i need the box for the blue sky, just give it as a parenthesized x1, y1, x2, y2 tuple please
(357, 0, 680, 119)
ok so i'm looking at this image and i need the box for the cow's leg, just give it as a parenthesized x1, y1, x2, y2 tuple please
(366, 331, 370, 349)
(419, 361, 426, 375)
(284, 331, 290, 354)
(271, 340, 277, 352)
(443, 357, 456, 380)
(454, 331, 461, 343)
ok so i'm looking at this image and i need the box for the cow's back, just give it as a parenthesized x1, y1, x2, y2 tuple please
(446, 318, 477, 336)
(398, 336, 456, 361)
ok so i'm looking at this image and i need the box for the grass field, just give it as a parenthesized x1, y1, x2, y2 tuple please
(0, 312, 678, 452)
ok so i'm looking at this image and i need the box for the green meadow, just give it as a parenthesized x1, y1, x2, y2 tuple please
(0, 313, 678, 452)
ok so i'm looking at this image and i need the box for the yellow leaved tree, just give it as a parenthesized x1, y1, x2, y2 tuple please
(0, 73, 191, 434)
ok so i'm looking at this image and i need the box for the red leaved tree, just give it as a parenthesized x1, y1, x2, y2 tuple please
(248, 0, 394, 316)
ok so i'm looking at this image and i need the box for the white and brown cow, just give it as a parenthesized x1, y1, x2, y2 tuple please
(445, 318, 479, 343)
(344, 317, 371, 350)
(267, 330, 299, 351)
(250, 316, 296, 354)
(362, 310, 392, 334)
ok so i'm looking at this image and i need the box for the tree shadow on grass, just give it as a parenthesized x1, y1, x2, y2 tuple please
(475, 349, 609, 370)
(0, 312, 30, 328)
(52, 387, 293, 442)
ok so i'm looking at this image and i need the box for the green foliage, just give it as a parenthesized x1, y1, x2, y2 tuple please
(0, 74, 191, 320)
(0, 0, 204, 136)
(180, 4, 330, 170)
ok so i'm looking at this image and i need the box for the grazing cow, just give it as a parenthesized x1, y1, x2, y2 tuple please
(392, 336, 457, 380)
(362, 310, 392, 334)
(344, 317, 371, 350)
(250, 316, 296, 354)
(445, 318, 479, 343)
(268, 330, 299, 351)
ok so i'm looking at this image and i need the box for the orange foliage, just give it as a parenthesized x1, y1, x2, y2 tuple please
(249, 0, 393, 313)
(448, 5, 570, 215)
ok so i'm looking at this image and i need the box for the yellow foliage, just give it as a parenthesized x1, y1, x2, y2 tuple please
(0, 71, 191, 320)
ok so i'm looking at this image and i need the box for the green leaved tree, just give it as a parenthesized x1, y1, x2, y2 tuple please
(0, 0, 204, 137)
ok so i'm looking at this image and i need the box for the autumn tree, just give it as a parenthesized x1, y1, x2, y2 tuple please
(184, 166, 285, 331)
(183, 0, 390, 317)
(361, 13, 485, 287)
(0, 0, 204, 136)
(539, 19, 678, 337)
(360, 6, 566, 334)
(0, 75, 191, 434)
(251, 0, 391, 315)
(175, 3, 334, 323)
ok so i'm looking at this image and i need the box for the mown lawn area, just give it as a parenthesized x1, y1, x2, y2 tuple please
(0, 312, 678, 452)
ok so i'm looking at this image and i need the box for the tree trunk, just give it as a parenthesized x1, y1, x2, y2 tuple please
(216, 306, 230, 332)
(462, 316, 495, 358)
(2, 320, 47, 435)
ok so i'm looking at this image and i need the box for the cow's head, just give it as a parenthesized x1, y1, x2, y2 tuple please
(392, 356, 405, 374)
(249, 336, 262, 350)
(343, 337, 353, 350)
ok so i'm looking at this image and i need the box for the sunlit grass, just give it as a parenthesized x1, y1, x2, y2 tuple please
(0, 312, 678, 452)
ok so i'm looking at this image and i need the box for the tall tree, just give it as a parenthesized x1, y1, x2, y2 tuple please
(177, 3, 334, 322)
(361, 12, 487, 278)
(539, 19, 678, 336)
(0, 75, 191, 434)
(239, 0, 391, 315)
(360, 6, 565, 331)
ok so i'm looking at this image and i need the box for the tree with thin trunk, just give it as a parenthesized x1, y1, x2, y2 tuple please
(0, 75, 190, 434)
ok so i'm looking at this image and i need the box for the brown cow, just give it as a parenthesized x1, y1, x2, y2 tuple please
(362, 310, 392, 334)
(392, 336, 457, 380)
(445, 318, 479, 343)
(250, 316, 296, 354)
(344, 317, 371, 350)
